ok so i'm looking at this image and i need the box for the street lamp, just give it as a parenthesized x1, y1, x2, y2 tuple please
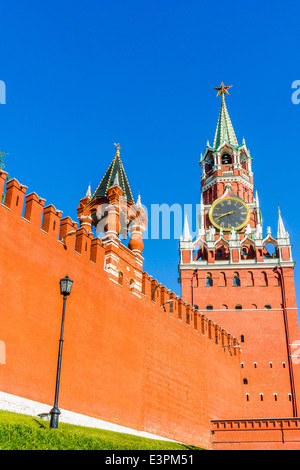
(50, 275, 73, 429)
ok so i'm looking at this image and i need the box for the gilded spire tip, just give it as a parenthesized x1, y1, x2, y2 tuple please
(114, 143, 121, 155)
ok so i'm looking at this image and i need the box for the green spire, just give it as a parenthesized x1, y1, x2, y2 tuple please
(91, 144, 134, 203)
(213, 84, 238, 150)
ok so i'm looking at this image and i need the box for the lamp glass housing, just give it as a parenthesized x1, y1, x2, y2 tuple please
(60, 275, 73, 296)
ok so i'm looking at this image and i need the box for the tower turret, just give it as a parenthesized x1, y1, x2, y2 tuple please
(77, 143, 147, 256)
(178, 84, 300, 420)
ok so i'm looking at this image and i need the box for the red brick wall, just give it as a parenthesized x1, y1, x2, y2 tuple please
(211, 418, 300, 450)
(0, 173, 244, 449)
(181, 266, 300, 420)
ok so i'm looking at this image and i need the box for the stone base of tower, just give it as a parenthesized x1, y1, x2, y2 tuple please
(211, 418, 300, 450)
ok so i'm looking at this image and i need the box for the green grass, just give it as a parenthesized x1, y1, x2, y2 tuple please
(0, 410, 202, 450)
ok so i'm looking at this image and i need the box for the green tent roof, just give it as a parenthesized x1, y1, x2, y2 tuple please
(213, 94, 238, 149)
(92, 149, 134, 204)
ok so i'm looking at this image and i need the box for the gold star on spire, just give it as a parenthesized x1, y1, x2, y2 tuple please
(214, 82, 232, 97)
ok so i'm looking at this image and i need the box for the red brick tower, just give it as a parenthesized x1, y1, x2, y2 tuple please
(77, 143, 147, 292)
(179, 83, 300, 419)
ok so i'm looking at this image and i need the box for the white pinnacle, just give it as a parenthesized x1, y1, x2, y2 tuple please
(181, 212, 192, 241)
(255, 190, 260, 209)
(136, 194, 142, 208)
(86, 183, 92, 198)
(277, 208, 289, 239)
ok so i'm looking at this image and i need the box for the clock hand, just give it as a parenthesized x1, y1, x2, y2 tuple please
(214, 211, 235, 220)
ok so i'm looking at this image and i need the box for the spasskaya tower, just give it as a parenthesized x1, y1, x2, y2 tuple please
(178, 83, 300, 419)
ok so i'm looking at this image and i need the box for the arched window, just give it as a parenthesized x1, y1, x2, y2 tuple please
(254, 362, 257, 368)
(247, 271, 254, 287)
(206, 273, 213, 287)
(264, 242, 276, 259)
(221, 153, 232, 164)
(235, 305, 242, 310)
(222, 304, 228, 309)
(193, 248, 202, 261)
(243, 378, 248, 385)
(206, 305, 213, 310)
(246, 394, 250, 402)
(274, 393, 277, 402)
(208, 160, 214, 172)
(269, 362, 273, 368)
(265, 304, 271, 309)
(217, 249, 222, 258)
(260, 393, 264, 402)
(261, 271, 268, 286)
(233, 273, 240, 287)
(282, 362, 286, 368)
(219, 272, 227, 287)
(130, 279, 135, 292)
(241, 335, 245, 343)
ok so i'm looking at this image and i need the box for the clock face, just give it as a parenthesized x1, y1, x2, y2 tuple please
(209, 197, 250, 231)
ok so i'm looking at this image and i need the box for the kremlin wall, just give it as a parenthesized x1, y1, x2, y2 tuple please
(1, 145, 300, 449)
(0, 169, 244, 450)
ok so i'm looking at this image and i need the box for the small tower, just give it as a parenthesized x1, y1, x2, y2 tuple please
(77, 143, 136, 241)
(77, 143, 148, 294)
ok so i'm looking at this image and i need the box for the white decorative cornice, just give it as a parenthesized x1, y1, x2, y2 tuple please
(178, 259, 295, 270)
(201, 174, 254, 192)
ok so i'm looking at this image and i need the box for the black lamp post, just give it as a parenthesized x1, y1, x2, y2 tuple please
(50, 275, 73, 429)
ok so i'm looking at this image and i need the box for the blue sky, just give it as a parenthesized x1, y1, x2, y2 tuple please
(1, 0, 300, 304)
